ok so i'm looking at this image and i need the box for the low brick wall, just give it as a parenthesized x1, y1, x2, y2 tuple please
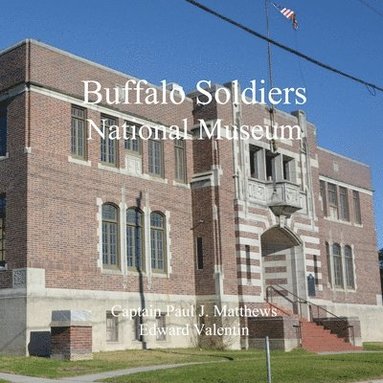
(248, 316, 300, 351)
(314, 317, 362, 346)
(50, 310, 93, 361)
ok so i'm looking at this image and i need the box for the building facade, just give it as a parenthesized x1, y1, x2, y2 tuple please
(0, 40, 382, 355)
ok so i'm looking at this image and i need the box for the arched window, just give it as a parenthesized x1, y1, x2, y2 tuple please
(344, 245, 355, 289)
(332, 243, 343, 288)
(102, 203, 119, 267)
(150, 212, 166, 272)
(127, 208, 143, 270)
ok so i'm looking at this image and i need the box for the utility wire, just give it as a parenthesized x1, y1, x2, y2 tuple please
(184, 0, 383, 94)
(356, 0, 383, 18)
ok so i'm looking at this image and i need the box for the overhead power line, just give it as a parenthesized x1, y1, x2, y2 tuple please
(185, 0, 383, 94)
(356, 0, 383, 18)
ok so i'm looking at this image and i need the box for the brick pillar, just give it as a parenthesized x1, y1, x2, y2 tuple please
(50, 310, 92, 361)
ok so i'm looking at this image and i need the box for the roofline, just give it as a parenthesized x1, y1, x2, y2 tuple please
(0, 39, 193, 103)
(318, 146, 370, 168)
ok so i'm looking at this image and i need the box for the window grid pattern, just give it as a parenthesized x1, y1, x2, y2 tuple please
(71, 106, 86, 158)
(150, 212, 165, 272)
(339, 187, 350, 221)
(127, 208, 143, 270)
(0, 195, 5, 261)
(344, 245, 355, 289)
(0, 104, 7, 157)
(327, 183, 338, 219)
(124, 124, 141, 153)
(174, 139, 186, 182)
(353, 191, 362, 224)
(100, 116, 117, 165)
(102, 204, 119, 267)
(148, 138, 163, 176)
(332, 243, 343, 288)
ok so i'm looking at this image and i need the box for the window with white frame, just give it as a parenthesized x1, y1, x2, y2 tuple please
(71, 105, 87, 159)
(339, 186, 350, 221)
(124, 123, 141, 154)
(174, 139, 186, 183)
(127, 208, 144, 271)
(353, 191, 362, 224)
(148, 134, 164, 177)
(332, 243, 343, 288)
(100, 115, 118, 166)
(344, 245, 355, 289)
(150, 212, 166, 272)
(327, 183, 338, 219)
(102, 203, 119, 268)
(327, 242, 356, 290)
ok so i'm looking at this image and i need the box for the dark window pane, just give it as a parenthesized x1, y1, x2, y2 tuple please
(0, 104, 7, 157)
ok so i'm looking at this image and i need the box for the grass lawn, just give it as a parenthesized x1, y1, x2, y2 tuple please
(0, 349, 260, 379)
(0, 347, 383, 382)
(103, 350, 383, 383)
(363, 342, 383, 351)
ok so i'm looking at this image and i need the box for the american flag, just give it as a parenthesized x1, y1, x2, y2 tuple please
(272, 3, 298, 30)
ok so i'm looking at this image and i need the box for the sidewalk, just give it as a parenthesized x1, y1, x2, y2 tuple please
(0, 362, 206, 383)
(1, 364, 383, 383)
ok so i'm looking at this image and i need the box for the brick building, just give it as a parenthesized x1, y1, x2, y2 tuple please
(0, 40, 382, 355)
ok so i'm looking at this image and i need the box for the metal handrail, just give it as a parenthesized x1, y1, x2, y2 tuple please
(265, 284, 355, 345)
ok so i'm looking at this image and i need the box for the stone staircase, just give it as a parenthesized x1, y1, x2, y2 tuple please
(300, 320, 363, 353)
(265, 288, 363, 353)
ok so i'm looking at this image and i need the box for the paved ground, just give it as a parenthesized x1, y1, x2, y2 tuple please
(0, 362, 205, 383)
(1, 363, 383, 383)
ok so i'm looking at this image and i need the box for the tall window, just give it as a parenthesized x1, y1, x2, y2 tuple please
(339, 187, 350, 221)
(156, 313, 166, 341)
(71, 105, 86, 159)
(0, 104, 7, 157)
(249, 145, 263, 180)
(320, 180, 327, 216)
(124, 123, 141, 154)
(282, 155, 294, 182)
(344, 245, 355, 289)
(0, 195, 5, 261)
(332, 243, 343, 288)
(127, 208, 143, 270)
(353, 191, 362, 224)
(100, 115, 118, 165)
(150, 212, 166, 272)
(174, 139, 186, 182)
(327, 183, 338, 219)
(265, 151, 275, 181)
(196, 237, 204, 270)
(148, 136, 164, 177)
(102, 203, 119, 267)
(325, 242, 332, 287)
(106, 312, 119, 342)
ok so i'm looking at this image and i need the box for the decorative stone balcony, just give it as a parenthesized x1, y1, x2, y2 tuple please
(248, 179, 305, 217)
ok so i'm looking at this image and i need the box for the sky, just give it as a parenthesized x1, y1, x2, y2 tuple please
(1, 0, 382, 247)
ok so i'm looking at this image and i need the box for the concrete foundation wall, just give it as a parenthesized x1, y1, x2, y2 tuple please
(0, 291, 27, 355)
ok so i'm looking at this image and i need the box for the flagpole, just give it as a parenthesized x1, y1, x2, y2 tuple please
(264, 0, 277, 193)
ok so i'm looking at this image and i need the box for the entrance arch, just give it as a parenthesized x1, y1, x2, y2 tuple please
(261, 226, 305, 313)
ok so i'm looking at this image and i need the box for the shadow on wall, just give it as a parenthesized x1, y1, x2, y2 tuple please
(28, 331, 51, 357)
